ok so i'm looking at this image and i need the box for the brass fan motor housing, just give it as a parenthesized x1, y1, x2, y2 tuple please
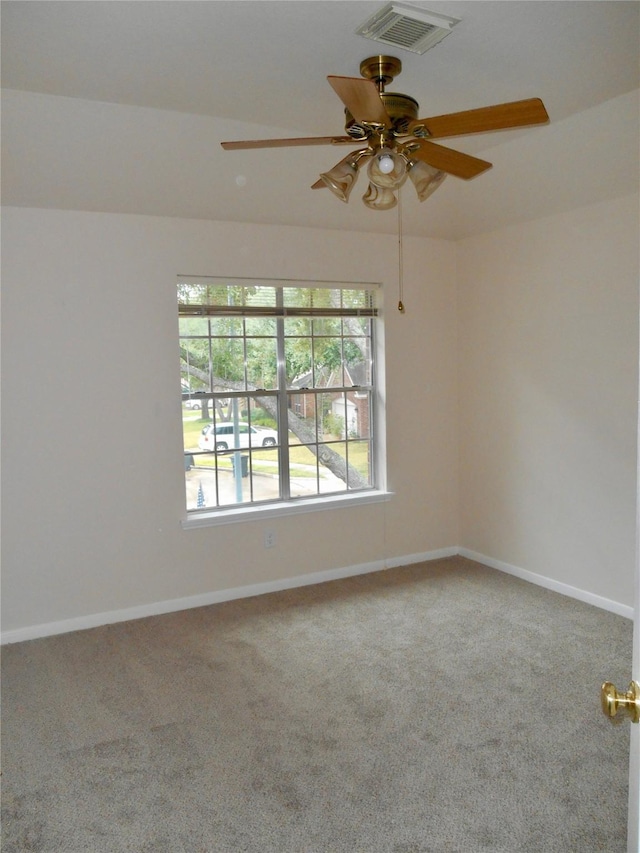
(345, 93, 420, 138)
(346, 55, 419, 138)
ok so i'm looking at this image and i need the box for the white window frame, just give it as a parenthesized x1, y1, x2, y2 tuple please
(178, 276, 389, 528)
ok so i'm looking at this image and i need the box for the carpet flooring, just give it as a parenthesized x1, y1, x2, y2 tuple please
(1, 557, 633, 852)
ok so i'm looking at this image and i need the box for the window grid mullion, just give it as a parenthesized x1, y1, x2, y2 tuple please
(207, 317, 214, 397)
(275, 291, 291, 501)
(242, 318, 248, 392)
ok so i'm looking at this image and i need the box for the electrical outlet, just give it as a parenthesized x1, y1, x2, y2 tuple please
(264, 530, 276, 549)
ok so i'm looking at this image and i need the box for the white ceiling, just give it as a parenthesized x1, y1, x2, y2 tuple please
(2, 0, 639, 239)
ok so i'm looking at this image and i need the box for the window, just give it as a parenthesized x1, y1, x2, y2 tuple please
(178, 277, 380, 515)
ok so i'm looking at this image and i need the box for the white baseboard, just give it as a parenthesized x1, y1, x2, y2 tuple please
(2, 545, 631, 644)
(385, 546, 459, 569)
(4, 553, 447, 645)
(458, 548, 634, 620)
(0, 558, 374, 645)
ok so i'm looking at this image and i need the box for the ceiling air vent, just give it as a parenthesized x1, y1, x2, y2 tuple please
(356, 3, 460, 55)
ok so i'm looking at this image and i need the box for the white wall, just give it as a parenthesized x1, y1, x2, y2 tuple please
(3, 194, 638, 639)
(457, 194, 639, 606)
(1, 207, 459, 637)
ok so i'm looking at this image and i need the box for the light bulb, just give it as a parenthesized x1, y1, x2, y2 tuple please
(378, 154, 395, 175)
(368, 148, 407, 189)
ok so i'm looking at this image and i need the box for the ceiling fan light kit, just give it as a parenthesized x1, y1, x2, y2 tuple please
(221, 54, 549, 212)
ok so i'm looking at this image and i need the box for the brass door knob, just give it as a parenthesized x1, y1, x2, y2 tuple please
(601, 680, 640, 724)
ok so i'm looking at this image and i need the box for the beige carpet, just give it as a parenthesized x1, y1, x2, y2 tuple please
(1, 557, 632, 852)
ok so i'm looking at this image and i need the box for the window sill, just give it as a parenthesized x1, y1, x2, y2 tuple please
(181, 490, 393, 529)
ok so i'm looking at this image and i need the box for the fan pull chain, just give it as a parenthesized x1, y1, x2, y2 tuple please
(397, 188, 405, 312)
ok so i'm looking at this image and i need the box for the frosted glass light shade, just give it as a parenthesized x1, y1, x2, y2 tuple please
(362, 182, 397, 210)
(368, 148, 407, 189)
(407, 160, 447, 202)
(319, 156, 359, 202)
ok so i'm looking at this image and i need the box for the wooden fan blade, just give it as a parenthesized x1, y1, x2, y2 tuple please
(221, 136, 354, 150)
(408, 98, 549, 139)
(327, 76, 391, 128)
(409, 140, 492, 179)
(311, 179, 326, 189)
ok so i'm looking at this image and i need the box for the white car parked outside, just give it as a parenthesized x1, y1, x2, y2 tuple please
(198, 422, 278, 452)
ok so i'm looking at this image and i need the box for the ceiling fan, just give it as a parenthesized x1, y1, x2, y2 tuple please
(221, 55, 549, 211)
